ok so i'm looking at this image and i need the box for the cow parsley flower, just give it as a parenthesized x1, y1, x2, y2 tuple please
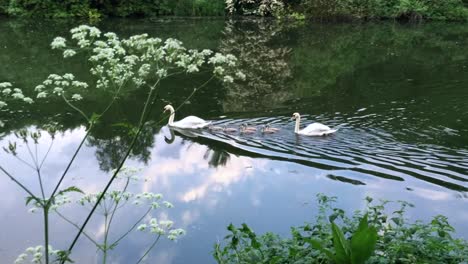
(2, 88, 11, 94)
(0, 101, 6, 108)
(162, 201, 174, 208)
(71, 94, 83, 101)
(63, 49, 76, 58)
(23, 97, 34, 104)
(51, 37, 66, 49)
(223, 75, 234, 83)
(12, 93, 25, 99)
(137, 224, 147, 231)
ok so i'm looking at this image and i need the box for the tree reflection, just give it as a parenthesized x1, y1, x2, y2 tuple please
(219, 19, 293, 112)
(86, 123, 160, 172)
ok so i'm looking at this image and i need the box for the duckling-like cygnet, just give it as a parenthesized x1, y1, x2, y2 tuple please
(223, 126, 237, 133)
(261, 125, 278, 134)
(208, 125, 224, 131)
(265, 124, 280, 132)
(242, 123, 257, 131)
(240, 124, 256, 134)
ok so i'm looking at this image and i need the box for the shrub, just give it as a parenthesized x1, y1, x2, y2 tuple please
(214, 195, 468, 263)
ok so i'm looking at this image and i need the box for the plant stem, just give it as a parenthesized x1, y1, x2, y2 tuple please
(136, 235, 161, 264)
(110, 207, 152, 248)
(63, 82, 159, 263)
(47, 124, 92, 206)
(44, 206, 49, 264)
(0, 166, 38, 202)
(55, 210, 102, 250)
(103, 213, 108, 264)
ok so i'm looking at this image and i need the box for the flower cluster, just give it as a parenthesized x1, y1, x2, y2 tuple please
(137, 217, 185, 241)
(46, 25, 244, 95)
(35, 73, 87, 102)
(14, 245, 61, 264)
(0, 82, 34, 109)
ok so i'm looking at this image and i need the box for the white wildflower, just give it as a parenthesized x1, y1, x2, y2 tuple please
(63, 73, 75, 80)
(0, 82, 12, 88)
(53, 87, 64, 95)
(213, 66, 224, 75)
(162, 201, 174, 208)
(156, 69, 167, 78)
(159, 220, 173, 229)
(137, 224, 147, 231)
(0, 101, 6, 108)
(63, 49, 76, 58)
(151, 202, 160, 209)
(187, 64, 198, 73)
(37, 92, 47, 98)
(235, 71, 246, 80)
(12, 93, 25, 99)
(23, 97, 34, 104)
(71, 94, 83, 101)
(150, 226, 165, 235)
(51, 37, 67, 49)
(2, 88, 11, 94)
(34, 85, 45, 91)
(223, 75, 234, 83)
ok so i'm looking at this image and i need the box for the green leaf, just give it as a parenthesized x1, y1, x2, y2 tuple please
(25, 196, 37, 206)
(310, 239, 335, 261)
(57, 186, 85, 196)
(332, 222, 351, 263)
(350, 214, 378, 264)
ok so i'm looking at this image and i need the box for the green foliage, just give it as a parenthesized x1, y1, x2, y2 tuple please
(301, 0, 468, 20)
(1, 0, 226, 18)
(214, 195, 468, 263)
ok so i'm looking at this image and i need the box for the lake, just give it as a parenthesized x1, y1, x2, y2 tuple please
(0, 18, 467, 263)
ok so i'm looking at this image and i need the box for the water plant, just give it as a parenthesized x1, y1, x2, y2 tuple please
(1, 24, 243, 263)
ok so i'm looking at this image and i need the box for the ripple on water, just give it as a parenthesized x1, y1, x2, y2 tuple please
(167, 108, 468, 192)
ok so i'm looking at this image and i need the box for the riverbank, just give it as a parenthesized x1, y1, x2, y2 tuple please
(1, 0, 467, 21)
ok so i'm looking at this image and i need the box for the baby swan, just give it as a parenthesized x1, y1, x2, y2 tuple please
(242, 123, 257, 131)
(208, 125, 224, 131)
(265, 124, 280, 132)
(223, 126, 237, 133)
(261, 125, 278, 134)
(240, 124, 256, 134)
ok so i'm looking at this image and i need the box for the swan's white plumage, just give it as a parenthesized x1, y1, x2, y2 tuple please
(164, 105, 211, 129)
(292, 113, 337, 136)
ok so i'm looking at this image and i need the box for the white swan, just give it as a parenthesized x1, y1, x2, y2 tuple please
(164, 105, 211, 129)
(292, 112, 337, 136)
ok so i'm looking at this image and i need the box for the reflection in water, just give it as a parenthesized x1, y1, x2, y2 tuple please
(1, 18, 468, 263)
(219, 19, 293, 112)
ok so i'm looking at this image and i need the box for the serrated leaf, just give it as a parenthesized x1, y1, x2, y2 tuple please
(57, 186, 84, 196)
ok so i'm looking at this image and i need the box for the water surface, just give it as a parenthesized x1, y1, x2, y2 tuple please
(0, 18, 468, 263)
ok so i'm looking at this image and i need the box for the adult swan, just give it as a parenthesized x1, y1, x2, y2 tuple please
(164, 104, 211, 129)
(292, 112, 337, 136)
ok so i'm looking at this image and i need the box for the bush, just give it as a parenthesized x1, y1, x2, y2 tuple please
(301, 0, 468, 20)
(214, 195, 468, 263)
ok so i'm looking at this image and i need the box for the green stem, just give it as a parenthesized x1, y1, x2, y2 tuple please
(44, 206, 49, 264)
(55, 210, 102, 250)
(62, 94, 89, 123)
(110, 207, 152, 249)
(103, 213, 108, 264)
(136, 235, 161, 264)
(47, 124, 92, 206)
(0, 166, 39, 203)
(64, 82, 160, 262)
(40, 139, 54, 170)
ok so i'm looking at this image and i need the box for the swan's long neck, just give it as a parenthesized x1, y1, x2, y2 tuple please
(294, 115, 301, 133)
(168, 108, 175, 125)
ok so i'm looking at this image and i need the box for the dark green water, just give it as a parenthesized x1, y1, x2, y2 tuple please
(1, 18, 468, 263)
